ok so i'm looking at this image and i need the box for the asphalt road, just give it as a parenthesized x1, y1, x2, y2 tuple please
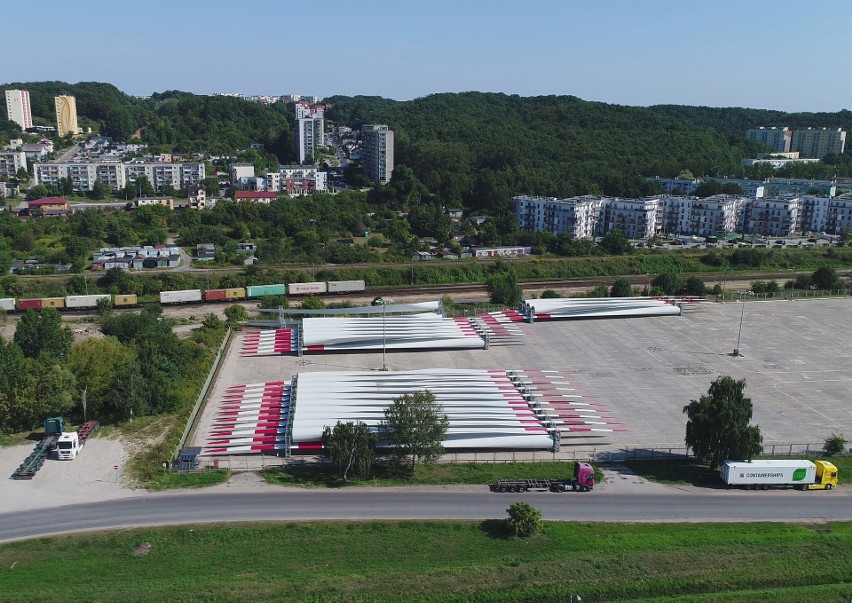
(2, 488, 850, 543)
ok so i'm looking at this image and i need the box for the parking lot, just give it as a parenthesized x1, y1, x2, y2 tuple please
(190, 298, 852, 457)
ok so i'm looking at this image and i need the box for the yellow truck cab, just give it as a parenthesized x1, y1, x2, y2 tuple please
(808, 460, 839, 490)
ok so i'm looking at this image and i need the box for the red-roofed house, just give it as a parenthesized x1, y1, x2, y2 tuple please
(234, 191, 277, 204)
(28, 197, 69, 211)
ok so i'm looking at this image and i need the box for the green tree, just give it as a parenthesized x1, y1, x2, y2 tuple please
(610, 278, 633, 297)
(14, 309, 74, 360)
(506, 502, 542, 537)
(301, 295, 326, 310)
(823, 433, 847, 456)
(321, 420, 377, 481)
(812, 266, 840, 291)
(486, 267, 523, 307)
(380, 390, 449, 467)
(682, 276, 707, 296)
(683, 376, 763, 470)
(68, 337, 135, 419)
(540, 289, 562, 299)
(653, 273, 682, 296)
(598, 229, 632, 255)
(224, 304, 249, 327)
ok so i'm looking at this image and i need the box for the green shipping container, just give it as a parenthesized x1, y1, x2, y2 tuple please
(246, 284, 287, 298)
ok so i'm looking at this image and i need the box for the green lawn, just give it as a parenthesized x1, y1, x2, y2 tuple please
(263, 461, 603, 488)
(1, 521, 850, 602)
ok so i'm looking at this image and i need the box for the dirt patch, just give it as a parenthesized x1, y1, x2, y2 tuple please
(132, 541, 152, 556)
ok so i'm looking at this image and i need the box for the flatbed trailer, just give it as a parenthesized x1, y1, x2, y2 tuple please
(12, 435, 58, 479)
(490, 461, 595, 493)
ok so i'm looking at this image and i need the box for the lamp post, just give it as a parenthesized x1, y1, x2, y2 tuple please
(375, 297, 394, 371)
(734, 300, 745, 356)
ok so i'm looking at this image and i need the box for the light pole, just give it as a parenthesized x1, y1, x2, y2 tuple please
(734, 300, 745, 356)
(376, 297, 394, 371)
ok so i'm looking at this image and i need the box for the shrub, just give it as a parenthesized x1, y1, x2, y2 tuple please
(540, 289, 561, 299)
(506, 502, 542, 537)
(823, 433, 847, 456)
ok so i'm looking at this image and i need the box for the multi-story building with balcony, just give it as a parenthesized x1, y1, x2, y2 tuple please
(0, 150, 27, 178)
(748, 196, 802, 236)
(361, 124, 394, 185)
(601, 197, 660, 240)
(746, 127, 792, 153)
(791, 128, 846, 159)
(659, 195, 744, 238)
(826, 194, 852, 235)
(4, 89, 33, 130)
(513, 195, 605, 239)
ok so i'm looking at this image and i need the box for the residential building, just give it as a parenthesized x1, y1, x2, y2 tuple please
(660, 195, 744, 238)
(800, 195, 831, 233)
(4, 89, 33, 130)
(0, 151, 27, 178)
(513, 195, 605, 239)
(826, 194, 852, 234)
(21, 143, 50, 161)
(187, 184, 207, 210)
(34, 160, 201, 192)
(229, 163, 255, 185)
(602, 197, 660, 240)
(746, 127, 792, 153)
(749, 197, 802, 236)
(361, 124, 394, 185)
(27, 197, 69, 213)
(267, 165, 328, 195)
(791, 128, 846, 159)
(54, 95, 80, 136)
(234, 190, 277, 204)
(297, 117, 324, 163)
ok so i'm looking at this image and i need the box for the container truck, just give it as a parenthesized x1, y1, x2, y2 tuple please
(721, 459, 838, 490)
(56, 420, 99, 461)
(490, 461, 595, 493)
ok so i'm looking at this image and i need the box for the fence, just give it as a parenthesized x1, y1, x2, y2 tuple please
(172, 327, 232, 461)
(717, 289, 852, 302)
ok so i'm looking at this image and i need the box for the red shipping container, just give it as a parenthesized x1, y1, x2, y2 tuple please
(205, 289, 227, 301)
(18, 298, 44, 310)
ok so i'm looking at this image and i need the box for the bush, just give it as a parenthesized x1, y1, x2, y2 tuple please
(540, 289, 561, 299)
(506, 502, 542, 537)
(823, 433, 847, 456)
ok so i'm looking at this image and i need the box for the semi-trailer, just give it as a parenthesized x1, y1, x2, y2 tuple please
(56, 420, 99, 460)
(490, 461, 595, 493)
(721, 459, 838, 490)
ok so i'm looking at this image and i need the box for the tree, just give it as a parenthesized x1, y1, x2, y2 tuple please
(683, 376, 763, 470)
(224, 304, 248, 327)
(506, 502, 542, 537)
(486, 266, 523, 307)
(68, 337, 135, 419)
(598, 229, 632, 255)
(653, 273, 682, 296)
(682, 276, 707, 296)
(610, 278, 633, 297)
(823, 433, 847, 456)
(301, 295, 326, 310)
(380, 390, 449, 467)
(812, 266, 840, 291)
(321, 420, 377, 481)
(540, 289, 562, 299)
(14, 309, 74, 360)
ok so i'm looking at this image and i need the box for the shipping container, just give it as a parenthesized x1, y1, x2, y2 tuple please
(288, 281, 327, 295)
(42, 297, 66, 309)
(17, 298, 44, 310)
(722, 460, 816, 486)
(327, 280, 366, 293)
(114, 294, 138, 307)
(246, 284, 287, 298)
(225, 287, 246, 299)
(65, 294, 111, 309)
(0, 298, 15, 312)
(160, 289, 203, 304)
(204, 289, 227, 302)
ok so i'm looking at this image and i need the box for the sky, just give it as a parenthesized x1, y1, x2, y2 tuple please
(4, 0, 852, 113)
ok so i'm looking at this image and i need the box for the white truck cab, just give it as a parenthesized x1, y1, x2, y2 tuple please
(56, 432, 81, 460)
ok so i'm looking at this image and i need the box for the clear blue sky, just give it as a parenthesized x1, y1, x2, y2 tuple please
(5, 0, 851, 112)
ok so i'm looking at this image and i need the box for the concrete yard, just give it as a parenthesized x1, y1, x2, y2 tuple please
(189, 298, 852, 458)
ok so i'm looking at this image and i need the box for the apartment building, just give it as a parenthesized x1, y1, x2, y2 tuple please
(513, 195, 605, 239)
(54, 95, 80, 136)
(826, 194, 852, 234)
(361, 124, 394, 185)
(602, 197, 660, 240)
(229, 163, 255, 185)
(791, 128, 846, 158)
(35, 160, 203, 192)
(800, 195, 830, 233)
(266, 165, 328, 195)
(297, 117, 324, 163)
(0, 150, 27, 178)
(749, 197, 802, 236)
(746, 127, 792, 153)
(660, 195, 744, 238)
(4, 89, 33, 130)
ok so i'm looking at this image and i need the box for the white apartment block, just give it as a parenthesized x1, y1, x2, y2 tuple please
(603, 197, 660, 240)
(297, 117, 324, 163)
(746, 127, 791, 153)
(361, 124, 394, 185)
(35, 161, 203, 192)
(800, 195, 830, 233)
(660, 195, 744, 237)
(513, 195, 605, 239)
(749, 197, 802, 237)
(265, 165, 327, 195)
(5, 89, 33, 130)
(827, 194, 852, 234)
(0, 151, 27, 178)
(791, 128, 846, 158)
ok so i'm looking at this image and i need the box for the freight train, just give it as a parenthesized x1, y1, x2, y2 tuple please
(0, 280, 366, 311)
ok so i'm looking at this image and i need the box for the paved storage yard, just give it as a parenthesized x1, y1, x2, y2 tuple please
(189, 298, 852, 456)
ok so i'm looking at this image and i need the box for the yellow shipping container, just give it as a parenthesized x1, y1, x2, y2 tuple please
(114, 294, 138, 307)
(225, 288, 246, 300)
(43, 297, 65, 309)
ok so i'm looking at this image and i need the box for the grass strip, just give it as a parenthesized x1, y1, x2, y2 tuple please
(263, 461, 604, 488)
(1, 521, 850, 602)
